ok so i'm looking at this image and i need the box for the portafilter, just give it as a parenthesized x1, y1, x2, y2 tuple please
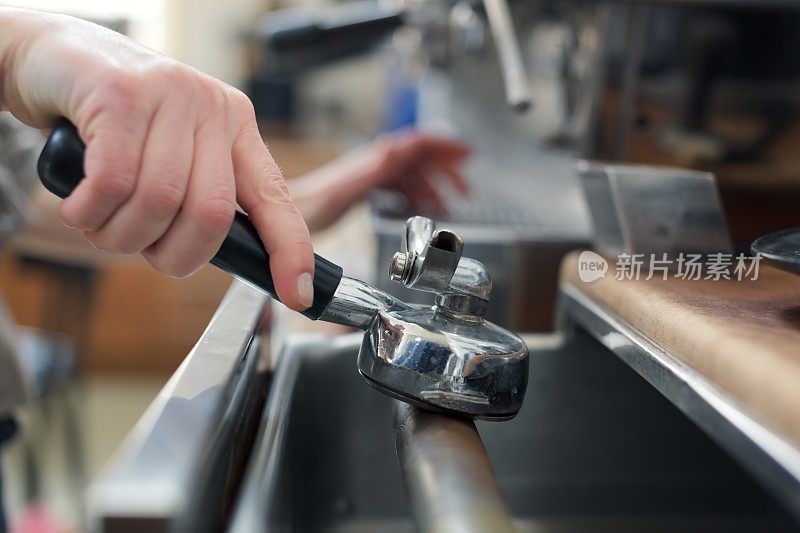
(37, 121, 529, 420)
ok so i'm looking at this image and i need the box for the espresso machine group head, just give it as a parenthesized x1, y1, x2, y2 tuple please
(38, 121, 529, 420)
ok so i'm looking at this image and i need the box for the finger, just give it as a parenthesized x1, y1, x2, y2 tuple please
(59, 106, 151, 230)
(383, 133, 471, 181)
(232, 123, 314, 312)
(414, 134, 472, 159)
(84, 103, 193, 253)
(428, 159, 471, 195)
(403, 173, 446, 212)
(141, 119, 235, 277)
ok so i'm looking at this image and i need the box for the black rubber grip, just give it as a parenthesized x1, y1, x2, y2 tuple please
(37, 120, 343, 320)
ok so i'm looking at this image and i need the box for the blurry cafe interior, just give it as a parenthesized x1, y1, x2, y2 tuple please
(3, 0, 800, 531)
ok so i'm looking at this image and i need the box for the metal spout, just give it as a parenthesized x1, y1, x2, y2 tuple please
(319, 216, 529, 420)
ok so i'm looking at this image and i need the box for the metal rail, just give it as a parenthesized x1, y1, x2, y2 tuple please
(559, 282, 800, 522)
(87, 281, 268, 532)
(393, 401, 514, 533)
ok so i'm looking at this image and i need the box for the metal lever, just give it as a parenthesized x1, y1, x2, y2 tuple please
(389, 217, 491, 318)
(389, 216, 464, 293)
(483, 0, 532, 112)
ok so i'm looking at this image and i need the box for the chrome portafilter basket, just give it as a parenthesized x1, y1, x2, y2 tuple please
(347, 217, 528, 420)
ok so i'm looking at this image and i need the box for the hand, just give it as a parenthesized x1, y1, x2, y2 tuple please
(0, 8, 314, 310)
(289, 130, 471, 232)
(363, 130, 471, 212)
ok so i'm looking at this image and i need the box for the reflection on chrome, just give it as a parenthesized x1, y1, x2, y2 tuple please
(319, 216, 529, 420)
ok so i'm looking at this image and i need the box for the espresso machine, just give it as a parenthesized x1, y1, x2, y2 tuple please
(59, 1, 800, 531)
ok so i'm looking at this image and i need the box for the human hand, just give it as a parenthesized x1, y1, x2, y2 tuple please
(0, 8, 313, 310)
(287, 130, 470, 233)
(363, 130, 471, 212)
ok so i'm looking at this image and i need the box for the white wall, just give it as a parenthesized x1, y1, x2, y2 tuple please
(0, 0, 299, 86)
(0, 0, 170, 55)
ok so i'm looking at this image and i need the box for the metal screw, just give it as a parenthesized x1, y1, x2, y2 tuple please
(389, 252, 410, 282)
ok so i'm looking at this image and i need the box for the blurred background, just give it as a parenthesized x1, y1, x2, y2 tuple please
(1, 2, 369, 531)
(2, 0, 800, 531)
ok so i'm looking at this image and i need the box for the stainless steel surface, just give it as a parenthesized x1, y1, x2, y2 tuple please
(320, 217, 529, 420)
(229, 330, 795, 531)
(357, 301, 528, 419)
(389, 216, 489, 315)
(388, 251, 410, 282)
(482, 0, 532, 111)
(390, 218, 463, 295)
(324, 216, 530, 420)
(319, 276, 411, 330)
(436, 257, 491, 315)
(228, 333, 411, 533)
(577, 161, 732, 257)
(389, 222, 461, 292)
(403, 215, 436, 263)
(393, 401, 513, 533)
(87, 281, 268, 532)
(559, 282, 800, 522)
(227, 334, 314, 533)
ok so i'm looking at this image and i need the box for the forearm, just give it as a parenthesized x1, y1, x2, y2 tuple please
(289, 132, 471, 233)
(1, 8, 158, 127)
(289, 148, 380, 233)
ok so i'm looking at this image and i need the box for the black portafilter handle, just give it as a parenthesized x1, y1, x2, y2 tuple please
(37, 120, 343, 320)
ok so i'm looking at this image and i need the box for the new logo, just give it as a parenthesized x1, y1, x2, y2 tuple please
(577, 250, 608, 283)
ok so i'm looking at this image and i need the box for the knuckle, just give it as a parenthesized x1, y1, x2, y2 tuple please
(102, 67, 136, 92)
(114, 241, 140, 255)
(382, 143, 403, 167)
(87, 235, 135, 255)
(83, 68, 152, 123)
(164, 262, 196, 278)
(196, 78, 227, 108)
(404, 134, 425, 154)
(93, 165, 137, 203)
(59, 206, 92, 231)
(141, 180, 184, 216)
(82, 234, 105, 251)
(256, 168, 291, 204)
(293, 239, 314, 256)
(94, 68, 141, 107)
(152, 61, 191, 85)
(156, 258, 195, 278)
(144, 250, 198, 278)
(196, 196, 235, 235)
(193, 81, 230, 127)
(229, 88, 255, 118)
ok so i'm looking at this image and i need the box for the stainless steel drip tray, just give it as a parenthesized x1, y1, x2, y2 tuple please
(228, 333, 410, 532)
(228, 331, 796, 532)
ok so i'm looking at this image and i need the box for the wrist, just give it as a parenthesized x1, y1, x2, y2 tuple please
(0, 8, 54, 120)
(300, 148, 382, 202)
(332, 144, 387, 198)
(0, 8, 24, 111)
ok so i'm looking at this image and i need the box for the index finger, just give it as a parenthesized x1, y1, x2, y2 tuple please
(429, 159, 471, 195)
(231, 122, 314, 312)
(415, 134, 472, 159)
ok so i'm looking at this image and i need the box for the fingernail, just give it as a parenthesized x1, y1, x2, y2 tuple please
(297, 272, 314, 309)
(64, 221, 76, 229)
